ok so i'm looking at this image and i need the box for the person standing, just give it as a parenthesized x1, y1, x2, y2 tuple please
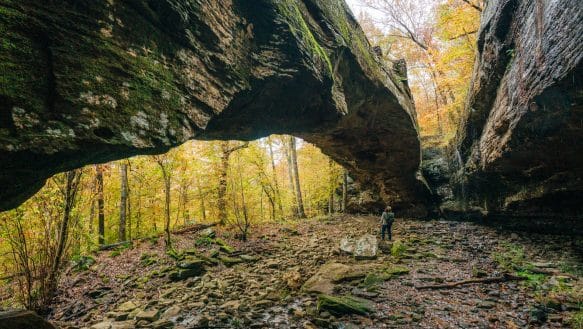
(380, 206, 395, 241)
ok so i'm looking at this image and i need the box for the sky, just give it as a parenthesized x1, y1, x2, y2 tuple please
(346, 0, 378, 19)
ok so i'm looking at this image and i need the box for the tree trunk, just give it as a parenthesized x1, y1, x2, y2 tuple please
(267, 136, 284, 218)
(217, 142, 230, 225)
(217, 141, 248, 225)
(237, 155, 249, 241)
(164, 176, 171, 248)
(127, 177, 132, 241)
(196, 177, 206, 222)
(49, 170, 82, 300)
(328, 159, 334, 215)
(260, 190, 264, 221)
(136, 184, 142, 238)
(89, 195, 95, 235)
(118, 163, 128, 242)
(342, 170, 348, 212)
(156, 162, 172, 249)
(183, 186, 189, 226)
(288, 136, 306, 218)
(95, 165, 105, 246)
(283, 138, 298, 217)
(328, 192, 334, 215)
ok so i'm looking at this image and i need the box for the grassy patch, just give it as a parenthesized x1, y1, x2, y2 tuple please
(492, 242, 550, 290)
(391, 240, 407, 258)
(560, 262, 583, 277)
(166, 248, 184, 261)
(140, 253, 158, 266)
(492, 242, 527, 272)
(569, 309, 583, 329)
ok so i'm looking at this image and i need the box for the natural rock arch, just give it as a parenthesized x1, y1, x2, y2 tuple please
(0, 0, 427, 215)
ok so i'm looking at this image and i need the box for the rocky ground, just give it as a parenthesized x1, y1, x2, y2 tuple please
(49, 215, 582, 329)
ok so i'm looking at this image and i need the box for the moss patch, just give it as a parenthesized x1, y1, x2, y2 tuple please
(276, 1, 333, 75)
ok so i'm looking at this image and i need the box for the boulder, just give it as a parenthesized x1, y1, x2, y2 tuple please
(177, 258, 205, 270)
(135, 309, 160, 322)
(301, 263, 371, 294)
(316, 294, 374, 316)
(353, 234, 378, 260)
(218, 256, 244, 267)
(0, 310, 56, 329)
(169, 267, 204, 281)
(161, 306, 182, 320)
(199, 228, 216, 239)
(116, 301, 139, 312)
(214, 238, 236, 254)
(339, 237, 355, 254)
(0, 0, 423, 216)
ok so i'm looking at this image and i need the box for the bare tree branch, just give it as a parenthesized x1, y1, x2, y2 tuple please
(448, 29, 478, 40)
(461, 0, 483, 12)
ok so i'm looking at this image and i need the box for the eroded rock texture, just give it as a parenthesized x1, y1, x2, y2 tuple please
(452, 0, 583, 226)
(0, 1, 423, 214)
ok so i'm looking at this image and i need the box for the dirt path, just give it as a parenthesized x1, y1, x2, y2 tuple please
(51, 216, 582, 328)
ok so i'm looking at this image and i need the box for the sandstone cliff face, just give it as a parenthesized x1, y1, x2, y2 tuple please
(0, 1, 424, 214)
(452, 0, 583, 223)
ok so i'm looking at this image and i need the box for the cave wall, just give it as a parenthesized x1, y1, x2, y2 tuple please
(449, 0, 583, 227)
(0, 0, 425, 215)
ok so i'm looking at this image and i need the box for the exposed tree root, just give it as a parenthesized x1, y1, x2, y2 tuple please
(415, 273, 526, 290)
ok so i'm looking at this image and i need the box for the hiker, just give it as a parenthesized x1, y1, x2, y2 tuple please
(380, 206, 395, 241)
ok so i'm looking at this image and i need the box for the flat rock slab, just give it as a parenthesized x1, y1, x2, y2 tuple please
(0, 310, 56, 329)
(317, 294, 374, 316)
(116, 301, 139, 312)
(302, 262, 374, 294)
(135, 309, 160, 322)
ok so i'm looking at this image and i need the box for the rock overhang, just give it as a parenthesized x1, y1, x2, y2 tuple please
(0, 0, 425, 214)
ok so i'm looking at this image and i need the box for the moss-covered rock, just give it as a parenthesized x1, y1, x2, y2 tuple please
(214, 238, 236, 254)
(177, 258, 205, 270)
(168, 267, 204, 281)
(316, 294, 374, 316)
(218, 256, 244, 267)
(302, 262, 373, 294)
